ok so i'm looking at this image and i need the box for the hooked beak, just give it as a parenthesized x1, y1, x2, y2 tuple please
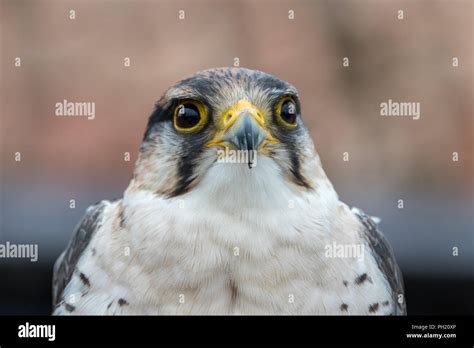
(223, 114, 265, 169)
(224, 113, 266, 151)
(206, 100, 278, 169)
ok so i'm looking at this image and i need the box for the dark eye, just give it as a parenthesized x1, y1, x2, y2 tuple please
(174, 101, 207, 133)
(276, 98, 298, 128)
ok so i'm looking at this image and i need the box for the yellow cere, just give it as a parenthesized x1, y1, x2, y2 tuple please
(206, 99, 279, 149)
(219, 99, 266, 130)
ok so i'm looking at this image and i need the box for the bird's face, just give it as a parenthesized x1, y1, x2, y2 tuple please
(135, 68, 320, 200)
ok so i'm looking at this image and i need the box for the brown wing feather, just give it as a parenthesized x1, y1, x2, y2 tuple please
(353, 207, 407, 315)
(52, 201, 107, 310)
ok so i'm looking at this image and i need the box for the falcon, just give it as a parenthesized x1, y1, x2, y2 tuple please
(52, 67, 406, 315)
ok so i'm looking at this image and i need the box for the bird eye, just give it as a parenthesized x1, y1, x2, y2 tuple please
(276, 97, 298, 129)
(173, 101, 208, 133)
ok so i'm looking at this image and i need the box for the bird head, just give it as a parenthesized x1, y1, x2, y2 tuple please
(134, 68, 325, 203)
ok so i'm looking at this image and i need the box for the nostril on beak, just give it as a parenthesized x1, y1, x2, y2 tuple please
(222, 113, 267, 169)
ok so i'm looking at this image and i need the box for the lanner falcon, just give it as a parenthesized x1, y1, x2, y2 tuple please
(52, 67, 406, 315)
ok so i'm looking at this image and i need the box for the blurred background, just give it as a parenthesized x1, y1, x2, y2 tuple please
(0, 0, 472, 315)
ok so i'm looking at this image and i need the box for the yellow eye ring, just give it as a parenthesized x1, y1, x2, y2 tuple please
(173, 100, 208, 133)
(275, 96, 298, 129)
